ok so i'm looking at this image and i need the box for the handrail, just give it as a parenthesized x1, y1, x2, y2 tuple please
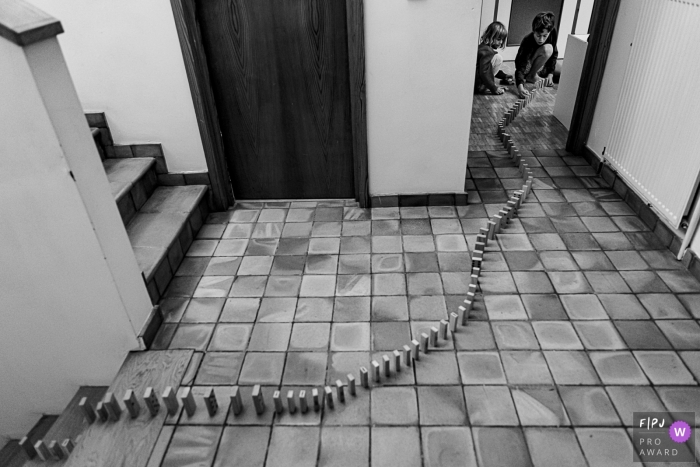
(0, 0, 62, 47)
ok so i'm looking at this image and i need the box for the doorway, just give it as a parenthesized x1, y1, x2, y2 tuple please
(196, 0, 357, 200)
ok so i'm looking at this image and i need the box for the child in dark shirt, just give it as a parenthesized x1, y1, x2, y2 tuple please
(514, 12, 558, 98)
(475, 21, 514, 95)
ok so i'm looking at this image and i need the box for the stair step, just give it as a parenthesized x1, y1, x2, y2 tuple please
(63, 350, 193, 467)
(0, 415, 57, 466)
(127, 186, 209, 303)
(103, 158, 158, 226)
(22, 387, 107, 466)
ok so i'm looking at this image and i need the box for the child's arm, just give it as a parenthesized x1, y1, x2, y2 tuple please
(476, 47, 502, 94)
(514, 42, 530, 98)
(542, 29, 559, 86)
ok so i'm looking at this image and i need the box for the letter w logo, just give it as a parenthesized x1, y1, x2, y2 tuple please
(674, 427, 687, 437)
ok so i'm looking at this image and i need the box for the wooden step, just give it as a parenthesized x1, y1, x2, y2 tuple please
(103, 158, 158, 226)
(0, 415, 57, 467)
(63, 350, 193, 467)
(127, 186, 209, 304)
(21, 387, 107, 466)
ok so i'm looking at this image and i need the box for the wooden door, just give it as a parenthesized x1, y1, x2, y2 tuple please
(196, 0, 355, 199)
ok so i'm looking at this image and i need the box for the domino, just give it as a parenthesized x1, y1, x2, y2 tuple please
(393, 350, 401, 373)
(403, 345, 412, 367)
(325, 386, 334, 409)
(104, 392, 122, 421)
(360, 367, 369, 388)
(204, 387, 218, 417)
(336, 380, 346, 403)
(420, 333, 429, 354)
(162, 386, 179, 416)
(49, 440, 63, 459)
(312, 388, 321, 412)
(429, 327, 438, 347)
(231, 386, 243, 415)
(252, 385, 265, 415)
(383, 354, 391, 377)
(60, 439, 75, 457)
(287, 390, 296, 414)
(493, 215, 502, 233)
(487, 221, 496, 240)
(411, 339, 420, 361)
(474, 241, 485, 252)
(468, 284, 477, 296)
(123, 389, 140, 419)
(439, 320, 448, 340)
(371, 360, 381, 382)
(499, 210, 509, 228)
(144, 387, 160, 417)
(180, 387, 196, 417)
(449, 312, 459, 332)
(470, 274, 479, 286)
(79, 396, 97, 424)
(34, 441, 51, 461)
(299, 390, 308, 413)
(19, 436, 37, 459)
(347, 374, 356, 395)
(95, 402, 109, 422)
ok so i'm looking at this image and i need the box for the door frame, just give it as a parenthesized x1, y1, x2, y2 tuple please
(170, 0, 370, 208)
(566, 0, 621, 158)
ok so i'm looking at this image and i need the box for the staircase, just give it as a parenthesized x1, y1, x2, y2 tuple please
(87, 112, 210, 307)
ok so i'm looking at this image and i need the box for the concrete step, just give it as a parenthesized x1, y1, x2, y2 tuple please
(103, 158, 158, 226)
(127, 186, 209, 304)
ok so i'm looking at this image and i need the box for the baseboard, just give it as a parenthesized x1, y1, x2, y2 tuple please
(370, 193, 469, 208)
(138, 305, 163, 350)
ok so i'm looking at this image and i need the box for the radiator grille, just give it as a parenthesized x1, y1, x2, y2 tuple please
(605, 0, 700, 228)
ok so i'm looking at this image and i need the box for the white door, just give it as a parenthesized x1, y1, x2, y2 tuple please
(480, 0, 595, 60)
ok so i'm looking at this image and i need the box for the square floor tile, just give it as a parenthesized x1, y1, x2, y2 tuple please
(162, 426, 222, 466)
(501, 351, 553, 384)
(479, 272, 517, 294)
(532, 322, 583, 350)
(194, 352, 243, 385)
(634, 350, 696, 385)
(257, 297, 297, 322)
(248, 323, 291, 351)
(421, 427, 477, 467)
(335, 274, 371, 296)
(573, 321, 626, 349)
(318, 427, 369, 467)
(295, 298, 333, 322)
(512, 387, 569, 426)
(615, 321, 672, 349)
(338, 254, 371, 274)
(371, 387, 418, 425)
(484, 295, 527, 320)
(333, 297, 370, 322)
(589, 351, 648, 385)
(371, 236, 403, 253)
(657, 320, 700, 349)
(598, 294, 648, 320)
(288, 323, 330, 351)
(372, 273, 407, 296)
(453, 321, 497, 350)
(638, 294, 690, 319)
(169, 324, 215, 351)
(214, 426, 270, 467)
(525, 428, 587, 467)
(371, 322, 411, 350)
(300, 275, 337, 297)
(512, 271, 555, 293)
(472, 427, 532, 467)
(182, 298, 225, 323)
(208, 324, 251, 351)
(415, 351, 461, 385)
(371, 296, 409, 321)
(407, 273, 444, 295)
(464, 386, 519, 426)
(544, 351, 600, 384)
(282, 352, 328, 385)
(575, 428, 637, 467)
(228, 276, 267, 298)
(330, 323, 370, 351)
(521, 294, 568, 320)
(409, 296, 447, 320)
(237, 352, 286, 385)
(548, 272, 592, 294)
(265, 427, 319, 467)
(371, 427, 421, 467)
(492, 321, 540, 350)
(605, 386, 666, 426)
(458, 352, 506, 384)
(498, 234, 534, 251)
(417, 386, 467, 425)
(583, 271, 631, 293)
(193, 276, 234, 298)
(560, 294, 607, 319)
(620, 271, 670, 293)
(559, 386, 620, 426)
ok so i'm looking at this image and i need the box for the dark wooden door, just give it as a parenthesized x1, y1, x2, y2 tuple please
(196, 0, 355, 199)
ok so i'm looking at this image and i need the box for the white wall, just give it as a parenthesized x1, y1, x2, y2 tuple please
(365, 0, 478, 196)
(0, 36, 142, 442)
(553, 34, 588, 130)
(587, 0, 640, 158)
(30, 0, 207, 173)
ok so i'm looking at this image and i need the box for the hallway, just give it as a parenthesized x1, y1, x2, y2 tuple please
(147, 85, 700, 466)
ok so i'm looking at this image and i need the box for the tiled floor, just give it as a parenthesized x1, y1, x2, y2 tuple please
(147, 83, 700, 466)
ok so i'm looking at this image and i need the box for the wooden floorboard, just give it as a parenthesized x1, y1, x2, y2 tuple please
(63, 350, 193, 467)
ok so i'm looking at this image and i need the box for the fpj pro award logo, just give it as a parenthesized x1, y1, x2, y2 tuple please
(633, 412, 695, 463)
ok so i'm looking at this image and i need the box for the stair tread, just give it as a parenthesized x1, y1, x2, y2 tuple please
(127, 186, 207, 282)
(139, 185, 207, 214)
(23, 387, 107, 467)
(103, 158, 155, 201)
(63, 350, 193, 467)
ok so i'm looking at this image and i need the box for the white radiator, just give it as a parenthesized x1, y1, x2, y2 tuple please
(605, 0, 700, 229)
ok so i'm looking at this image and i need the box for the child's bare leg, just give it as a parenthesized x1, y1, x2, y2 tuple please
(525, 44, 553, 83)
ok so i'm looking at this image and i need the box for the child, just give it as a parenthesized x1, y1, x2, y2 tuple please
(475, 22, 514, 95)
(514, 12, 558, 98)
